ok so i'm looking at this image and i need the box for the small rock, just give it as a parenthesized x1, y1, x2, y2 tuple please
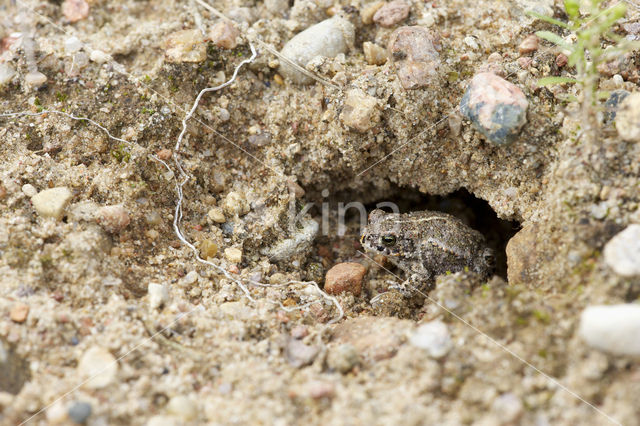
(286, 338, 319, 367)
(77, 346, 118, 389)
(64, 36, 83, 53)
(579, 304, 640, 356)
(156, 148, 172, 161)
(223, 191, 249, 216)
(463, 36, 479, 50)
(184, 271, 199, 285)
(146, 416, 179, 426)
(324, 262, 366, 296)
(209, 21, 240, 50)
(290, 325, 309, 339)
(68, 401, 91, 424)
(21, 184, 37, 197)
(199, 239, 218, 259)
(555, 53, 568, 67)
(95, 205, 130, 233)
(148, 283, 169, 309)
(62, 0, 89, 23)
(491, 393, 523, 424)
(207, 207, 225, 223)
(363, 41, 387, 65)
(305, 380, 335, 399)
(373, 0, 410, 27)
(279, 17, 355, 84)
(460, 72, 529, 145)
(506, 224, 540, 286)
(603, 224, 640, 277)
(166, 395, 198, 421)
(9, 303, 29, 323)
(388, 26, 442, 90)
(31, 187, 73, 220)
(0, 63, 16, 86)
(164, 29, 207, 63)
(340, 88, 380, 132)
(518, 34, 539, 55)
(409, 320, 452, 359)
(89, 49, 111, 64)
(361, 1, 385, 25)
(332, 316, 410, 362)
(615, 92, 640, 141)
(224, 247, 243, 263)
(24, 71, 47, 88)
(326, 343, 360, 373)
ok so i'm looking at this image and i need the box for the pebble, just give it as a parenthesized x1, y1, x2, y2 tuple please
(332, 316, 409, 361)
(305, 380, 335, 399)
(518, 34, 539, 54)
(209, 21, 240, 50)
(148, 283, 169, 309)
(326, 343, 360, 373)
(9, 303, 29, 323)
(340, 88, 380, 132)
(460, 72, 529, 145)
(603, 224, 640, 277)
(166, 395, 198, 421)
(388, 26, 442, 90)
(0, 62, 16, 86)
(77, 346, 118, 389)
(324, 262, 366, 296)
(491, 393, 523, 424)
(24, 70, 47, 88)
(95, 205, 130, 233)
(223, 191, 249, 216)
(67, 401, 92, 424)
(62, 0, 89, 23)
(373, 0, 410, 27)
(64, 36, 83, 54)
(555, 53, 568, 67)
(286, 338, 319, 368)
(224, 247, 243, 263)
(21, 183, 37, 197)
(199, 239, 218, 259)
(279, 17, 355, 84)
(164, 29, 207, 63)
(31, 187, 73, 220)
(409, 320, 452, 359)
(578, 304, 640, 356)
(361, 1, 385, 25)
(614, 92, 640, 142)
(146, 416, 179, 426)
(89, 49, 111, 64)
(362, 41, 387, 65)
(290, 324, 309, 339)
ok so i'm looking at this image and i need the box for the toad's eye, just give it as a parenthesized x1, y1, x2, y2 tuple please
(380, 235, 396, 246)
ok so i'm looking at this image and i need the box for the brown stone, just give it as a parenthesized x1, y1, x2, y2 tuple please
(518, 34, 539, 55)
(388, 26, 442, 90)
(506, 224, 540, 286)
(331, 316, 411, 362)
(324, 262, 366, 296)
(209, 21, 240, 50)
(373, 0, 410, 28)
(10, 303, 29, 323)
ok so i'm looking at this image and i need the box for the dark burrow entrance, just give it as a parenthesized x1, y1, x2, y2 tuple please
(310, 186, 520, 281)
(363, 188, 520, 279)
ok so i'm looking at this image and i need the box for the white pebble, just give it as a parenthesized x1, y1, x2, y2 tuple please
(224, 247, 243, 263)
(578, 304, 640, 356)
(31, 187, 73, 220)
(603, 224, 640, 277)
(24, 70, 47, 88)
(77, 346, 118, 389)
(409, 320, 452, 359)
(89, 49, 111, 64)
(279, 16, 355, 84)
(64, 36, 83, 53)
(183, 270, 199, 285)
(0, 62, 16, 86)
(166, 395, 198, 421)
(21, 183, 37, 197)
(464, 36, 479, 50)
(148, 283, 169, 309)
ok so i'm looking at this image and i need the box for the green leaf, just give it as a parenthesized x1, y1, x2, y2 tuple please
(526, 10, 570, 29)
(537, 76, 579, 87)
(564, 0, 580, 20)
(535, 31, 573, 50)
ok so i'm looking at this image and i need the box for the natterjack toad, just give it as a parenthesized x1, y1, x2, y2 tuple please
(361, 209, 495, 294)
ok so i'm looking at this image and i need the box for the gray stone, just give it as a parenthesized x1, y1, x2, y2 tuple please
(460, 72, 529, 145)
(68, 401, 92, 424)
